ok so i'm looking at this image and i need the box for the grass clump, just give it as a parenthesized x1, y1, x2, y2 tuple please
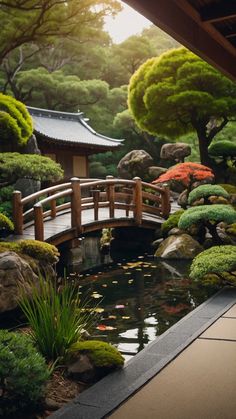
(70, 340, 124, 368)
(190, 245, 236, 285)
(0, 330, 49, 415)
(19, 277, 93, 363)
(188, 184, 229, 205)
(161, 209, 185, 236)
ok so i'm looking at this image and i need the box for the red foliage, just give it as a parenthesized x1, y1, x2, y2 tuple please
(153, 162, 214, 187)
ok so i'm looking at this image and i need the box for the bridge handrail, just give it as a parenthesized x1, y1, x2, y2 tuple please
(12, 176, 170, 240)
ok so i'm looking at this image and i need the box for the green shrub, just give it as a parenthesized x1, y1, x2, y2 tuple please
(0, 330, 49, 415)
(161, 209, 185, 236)
(188, 184, 229, 205)
(0, 213, 14, 235)
(178, 205, 236, 230)
(70, 340, 124, 368)
(19, 277, 94, 363)
(0, 93, 33, 149)
(190, 246, 236, 285)
(226, 223, 236, 236)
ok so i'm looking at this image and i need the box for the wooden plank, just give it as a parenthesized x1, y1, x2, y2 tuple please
(133, 177, 142, 225)
(34, 204, 44, 241)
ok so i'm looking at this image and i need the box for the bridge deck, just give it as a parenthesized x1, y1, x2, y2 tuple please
(20, 207, 166, 245)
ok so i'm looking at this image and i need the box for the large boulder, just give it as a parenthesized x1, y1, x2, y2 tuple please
(160, 143, 191, 162)
(155, 234, 203, 259)
(0, 251, 39, 312)
(117, 150, 153, 179)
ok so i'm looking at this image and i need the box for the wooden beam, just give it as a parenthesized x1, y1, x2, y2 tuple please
(200, 2, 236, 23)
(123, 0, 236, 80)
(220, 25, 236, 38)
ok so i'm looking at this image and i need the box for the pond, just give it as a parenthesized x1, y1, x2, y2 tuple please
(71, 256, 218, 361)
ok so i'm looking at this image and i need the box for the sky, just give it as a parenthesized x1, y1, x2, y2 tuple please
(104, 1, 152, 44)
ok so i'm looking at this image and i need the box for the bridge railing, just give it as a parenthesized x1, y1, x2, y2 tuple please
(13, 176, 170, 241)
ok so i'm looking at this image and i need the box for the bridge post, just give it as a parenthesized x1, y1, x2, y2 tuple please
(91, 190, 100, 221)
(161, 186, 171, 218)
(71, 177, 82, 234)
(49, 192, 57, 218)
(34, 203, 44, 241)
(106, 175, 115, 218)
(133, 177, 142, 225)
(12, 191, 23, 235)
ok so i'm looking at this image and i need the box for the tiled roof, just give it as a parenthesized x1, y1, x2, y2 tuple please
(28, 107, 123, 149)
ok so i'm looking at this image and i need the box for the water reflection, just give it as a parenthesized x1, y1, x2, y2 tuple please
(75, 257, 218, 359)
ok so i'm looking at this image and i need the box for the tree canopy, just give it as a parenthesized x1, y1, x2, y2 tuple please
(0, 0, 121, 64)
(128, 47, 236, 169)
(0, 93, 33, 150)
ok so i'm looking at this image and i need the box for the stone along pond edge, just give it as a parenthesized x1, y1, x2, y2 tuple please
(52, 287, 236, 419)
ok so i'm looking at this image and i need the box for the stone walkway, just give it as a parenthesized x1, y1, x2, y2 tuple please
(110, 304, 236, 419)
(52, 288, 236, 419)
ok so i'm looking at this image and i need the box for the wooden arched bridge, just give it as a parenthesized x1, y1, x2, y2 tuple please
(12, 176, 170, 246)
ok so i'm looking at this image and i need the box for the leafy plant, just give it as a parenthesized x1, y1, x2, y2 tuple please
(219, 184, 236, 195)
(188, 184, 229, 205)
(190, 245, 236, 286)
(19, 277, 94, 363)
(70, 340, 124, 368)
(0, 330, 49, 415)
(208, 140, 236, 158)
(161, 209, 185, 236)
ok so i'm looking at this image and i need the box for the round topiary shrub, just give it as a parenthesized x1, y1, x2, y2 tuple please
(0, 330, 49, 415)
(188, 184, 229, 206)
(70, 340, 124, 369)
(161, 209, 185, 237)
(190, 245, 236, 286)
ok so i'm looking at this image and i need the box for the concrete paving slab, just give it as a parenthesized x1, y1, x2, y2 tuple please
(110, 339, 236, 419)
(200, 317, 236, 341)
(223, 304, 236, 318)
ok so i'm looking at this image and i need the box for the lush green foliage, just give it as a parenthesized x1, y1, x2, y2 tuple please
(178, 204, 236, 230)
(19, 277, 94, 362)
(0, 0, 121, 63)
(0, 152, 63, 187)
(0, 330, 49, 414)
(0, 185, 14, 217)
(70, 340, 124, 368)
(0, 212, 14, 234)
(190, 246, 236, 285)
(0, 94, 33, 150)
(128, 47, 236, 168)
(161, 209, 185, 236)
(226, 223, 236, 237)
(188, 184, 229, 205)
(153, 162, 214, 188)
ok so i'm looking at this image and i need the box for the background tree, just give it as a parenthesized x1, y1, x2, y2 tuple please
(0, 0, 121, 64)
(128, 47, 236, 171)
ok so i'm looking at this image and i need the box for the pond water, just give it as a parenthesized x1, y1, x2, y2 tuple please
(71, 256, 218, 361)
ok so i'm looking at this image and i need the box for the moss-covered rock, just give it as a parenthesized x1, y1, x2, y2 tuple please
(68, 340, 124, 382)
(0, 240, 59, 264)
(0, 213, 14, 236)
(155, 234, 203, 259)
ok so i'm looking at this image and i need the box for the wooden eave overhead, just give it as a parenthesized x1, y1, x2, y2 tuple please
(124, 0, 236, 80)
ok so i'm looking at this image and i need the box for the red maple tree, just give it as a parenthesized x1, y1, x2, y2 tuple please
(153, 162, 214, 187)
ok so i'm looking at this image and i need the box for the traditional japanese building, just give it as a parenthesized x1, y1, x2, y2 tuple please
(28, 106, 123, 179)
